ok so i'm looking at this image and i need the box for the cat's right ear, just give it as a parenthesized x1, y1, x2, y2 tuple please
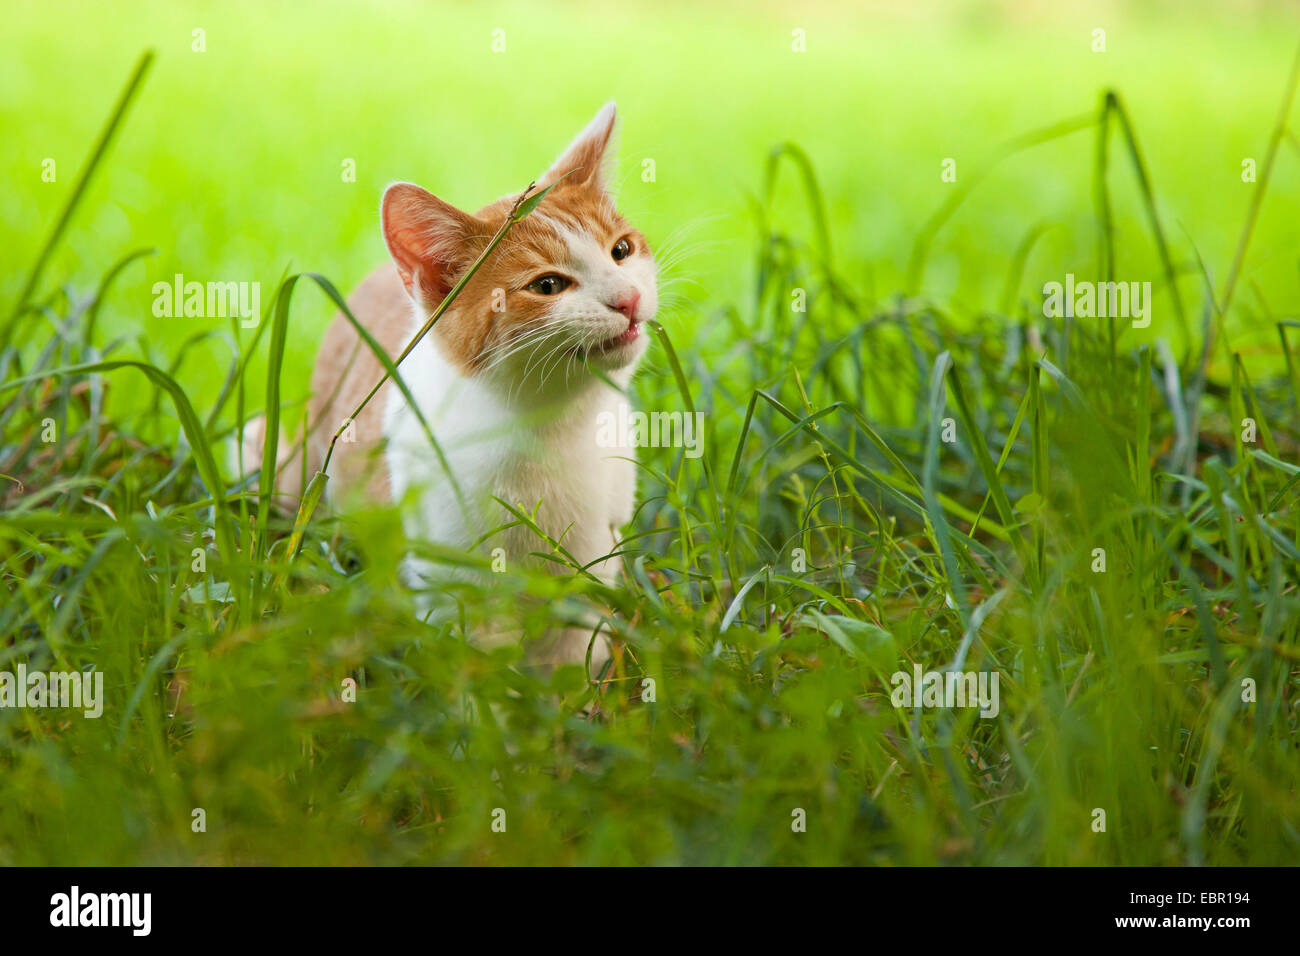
(381, 183, 482, 310)
(540, 102, 617, 191)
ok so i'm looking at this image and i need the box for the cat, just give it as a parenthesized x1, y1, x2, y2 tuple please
(243, 103, 655, 675)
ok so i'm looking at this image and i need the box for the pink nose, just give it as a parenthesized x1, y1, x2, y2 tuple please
(610, 290, 640, 322)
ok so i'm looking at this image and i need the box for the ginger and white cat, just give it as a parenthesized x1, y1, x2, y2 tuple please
(247, 104, 655, 672)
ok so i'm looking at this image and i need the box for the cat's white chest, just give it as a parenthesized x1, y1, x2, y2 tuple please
(381, 334, 635, 581)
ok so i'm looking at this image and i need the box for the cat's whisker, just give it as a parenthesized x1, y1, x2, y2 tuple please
(519, 339, 571, 392)
(536, 325, 596, 393)
(481, 317, 572, 373)
(651, 238, 722, 277)
(504, 327, 584, 403)
(486, 323, 565, 367)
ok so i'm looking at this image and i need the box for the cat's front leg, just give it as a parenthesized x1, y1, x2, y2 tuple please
(528, 625, 611, 676)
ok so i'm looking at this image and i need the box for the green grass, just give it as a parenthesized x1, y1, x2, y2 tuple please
(1, 1, 1299, 865)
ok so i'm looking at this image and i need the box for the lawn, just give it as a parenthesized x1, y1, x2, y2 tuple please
(1, 0, 1298, 865)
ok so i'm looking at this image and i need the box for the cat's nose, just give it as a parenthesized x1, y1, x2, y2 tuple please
(609, 290, 641, 322)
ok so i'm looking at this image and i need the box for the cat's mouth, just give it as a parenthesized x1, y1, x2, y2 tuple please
(584, 321, 642, 358)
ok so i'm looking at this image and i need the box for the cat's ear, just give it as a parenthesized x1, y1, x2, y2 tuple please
(381, 183, 484, 309)
(540, 102, 617, 191)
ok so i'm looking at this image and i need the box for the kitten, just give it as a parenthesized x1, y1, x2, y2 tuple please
(247, 103, 655, 673)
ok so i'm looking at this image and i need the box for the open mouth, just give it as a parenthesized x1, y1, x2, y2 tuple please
(588, 321, 641, 355)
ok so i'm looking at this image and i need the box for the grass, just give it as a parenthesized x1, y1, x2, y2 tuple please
(2, 4, 1299, 865)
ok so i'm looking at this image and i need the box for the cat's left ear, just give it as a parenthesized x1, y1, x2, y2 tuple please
(540, 102, 617, 191)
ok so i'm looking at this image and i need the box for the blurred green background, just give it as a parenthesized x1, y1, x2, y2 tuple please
(3, 0, 1299, 409)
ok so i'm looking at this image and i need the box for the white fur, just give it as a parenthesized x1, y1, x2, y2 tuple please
(382, 218, 656, 669)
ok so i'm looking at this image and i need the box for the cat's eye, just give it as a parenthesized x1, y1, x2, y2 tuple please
(526, 274, 571, 295)
(611, 238, 632, 262)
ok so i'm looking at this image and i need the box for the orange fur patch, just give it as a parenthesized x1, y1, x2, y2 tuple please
(431, 185, 647, 373)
